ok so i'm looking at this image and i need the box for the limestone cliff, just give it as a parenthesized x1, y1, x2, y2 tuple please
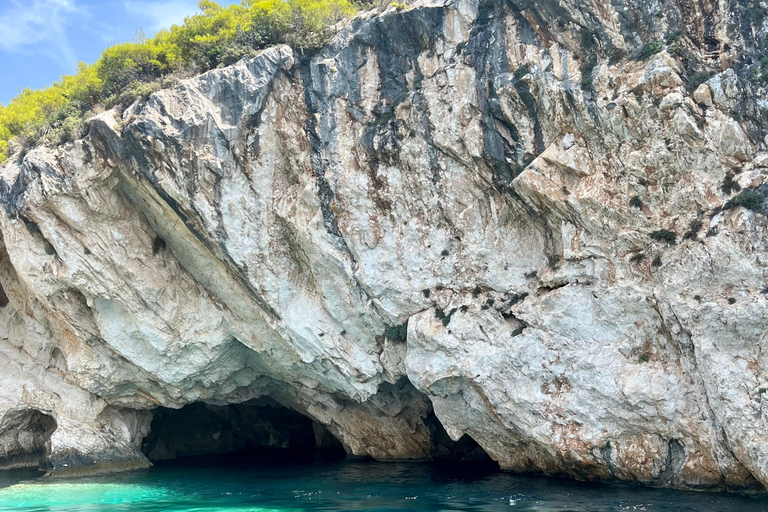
(0, 0, 767, 491)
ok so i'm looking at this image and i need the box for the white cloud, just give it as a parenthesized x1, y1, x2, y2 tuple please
(0, 0, 83, 69)
(124, 0, 202, 33)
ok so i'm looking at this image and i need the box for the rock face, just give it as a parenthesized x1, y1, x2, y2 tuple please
(0, 0, 767, 490)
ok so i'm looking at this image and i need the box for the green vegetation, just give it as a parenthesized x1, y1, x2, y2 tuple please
(650, 229, 676, 245)
(634, 41, 663, 61)
(725, 188, 764, 212)
(435, 307, 458, 327)
(753, 0, 768, 26)
(578, 29, 597, 92)
(0, 0, 356, 163)
(509, 292, 528, 305)
(683, 219, 703, 240)
(385, 322, 408, 341)
(664, 30, 681, 45)
(748, 53, 768, 84)
(721, 172, 742, 195)
(687, 70, 715, 91)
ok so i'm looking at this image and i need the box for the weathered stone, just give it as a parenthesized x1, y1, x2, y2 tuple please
(0, 0, 766, 491)
(693, 84, 713, 107)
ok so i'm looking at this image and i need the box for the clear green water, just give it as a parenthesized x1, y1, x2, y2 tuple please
(0, 458, 765, 511)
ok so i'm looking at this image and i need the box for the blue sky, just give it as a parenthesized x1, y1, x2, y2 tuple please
(0, 0, 205, 105)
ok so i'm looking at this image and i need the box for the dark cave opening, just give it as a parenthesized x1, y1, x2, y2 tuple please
(0, 409, 57, 471)
(426, 411, 498, 467)
(139, 393, 497, 470)
(0, 282, 8, 308)
(141, 398, 346, 463)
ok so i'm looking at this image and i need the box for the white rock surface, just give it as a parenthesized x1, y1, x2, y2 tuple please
(0, 0, 766, 490)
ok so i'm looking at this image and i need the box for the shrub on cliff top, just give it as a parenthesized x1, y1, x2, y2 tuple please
(0, 0, 356, 163)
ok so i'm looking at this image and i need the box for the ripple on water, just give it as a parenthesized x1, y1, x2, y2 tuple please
(0, 480, 301, 512)
(0, 460, 764, 512)
(0, 482, 178, 506)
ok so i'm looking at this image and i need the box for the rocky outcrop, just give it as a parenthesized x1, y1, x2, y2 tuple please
(0, 0, 767, 490)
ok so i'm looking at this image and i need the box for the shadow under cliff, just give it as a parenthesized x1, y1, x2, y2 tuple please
(139, 396, 497, 470)
(141, 398, 346, 463)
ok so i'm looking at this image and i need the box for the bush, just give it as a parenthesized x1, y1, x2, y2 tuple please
(650, 229, 676, 245)
(721, 172, 741, 195)
(97, 37, 178, 99)
(635, 41, 663, 61)
(0, 75, 96, 159)
(108, 81, 163, 110)
(726, 189, 764, 211)
(753, 0, 768, 25)
(687, 70, 715, 91)
(683, 219, 703, 240)
(252, 0, 356, 49)
(435, 307, 457, 326)
(0, 0, 357, 163)
(43, 114, 89, 147)
(385, 322, 408, 341)
(168, 1, 249, 70)
(664, 30, 681, 44)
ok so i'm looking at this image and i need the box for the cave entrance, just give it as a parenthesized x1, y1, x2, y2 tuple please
(141, 398, 345, 463)
(427, 412, 497, 467)
(0, 409, 57, 471)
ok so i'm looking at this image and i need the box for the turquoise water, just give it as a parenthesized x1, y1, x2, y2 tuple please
(0, 458, 766, 511)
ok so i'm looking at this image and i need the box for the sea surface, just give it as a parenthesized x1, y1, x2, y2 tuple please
(0, 457, 765, 511)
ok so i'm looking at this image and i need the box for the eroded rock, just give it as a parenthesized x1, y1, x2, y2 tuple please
(0, 0, 766, 490)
